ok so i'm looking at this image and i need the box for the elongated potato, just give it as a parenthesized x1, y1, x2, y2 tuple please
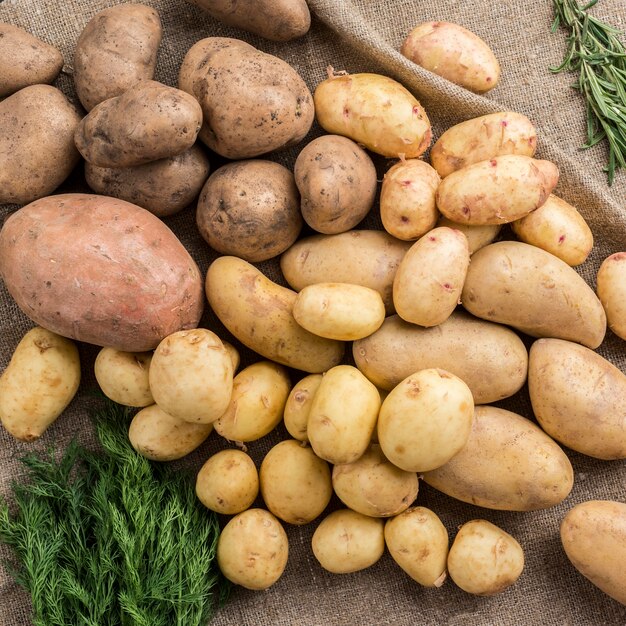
(205, 257, 344, 373)
(597, 252, 626, 340)
(422, 406, 574, 511)
(462, 241, 606, 349)
(436, 217, 501, 254)
(283, 374, 322, 442)
(314, 70, 431, 158)
(94, 348, 153, 407)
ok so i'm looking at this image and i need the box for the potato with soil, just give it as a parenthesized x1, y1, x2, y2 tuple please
(283, 374, 322, 442)
(597, 252, 626, 340)
(436, 217, 501, 254)
(94, 348, 153, 407)
(196, 160, 301, 262)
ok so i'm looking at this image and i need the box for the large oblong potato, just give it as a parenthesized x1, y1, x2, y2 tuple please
(94, 348, 153, 407)
(597, 252, 626, 340)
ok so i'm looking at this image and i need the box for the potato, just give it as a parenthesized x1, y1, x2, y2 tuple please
(332, 444, 419, 517)
(423, 406, 574, 511)
(75, 80, 202, 168)
(222, 340, 241, 373)
(307, 365, 381, 465)
(0, 85, 81, 205)
(128, 404, 213, 461)
(436, 217, 501, 254)
(0, 194, 204, 352)
(430, 112, 537, 178)
(447, 520, 524, 595)
(0, 23, 63, 97)
(85, 145, 211, 218)
(73, 4, 162, 111)
(401, 21, 500, 94)
(353, 313, 528, 403)
(196, 160, 301, 262)
(436, 155, 559, 225)
(149, 329, 233, 424)
(214, 361, 290, 442)
(314, 71, 431, 158)
(528, 338, 626, 460)
(283, 374, 322, 442)
(597, 252, 626, 340)
(205, 256, 344, 373)
(179, 37, 313, 159)
(293, 283, 386, 341)
(196, 449, 259, 515)
(94, 348, 153, 407)
(561, 500, 626, 606)
(384, 507, 448, 587)
(380, 159, 441, 240)
(280, 231, 412, 315)
(294, 135, 377, 234)
(0, 327, 79, 441)
(312, 510, 385, 574)
(462, 241, 606, 349)
(217, 509, 288, 590)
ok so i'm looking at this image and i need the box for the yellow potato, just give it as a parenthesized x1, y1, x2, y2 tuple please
(597, 252, 626, 340)
(283, 374, 323, 442)
(222, 340, 241, 373)
(436, 216, 501, 254)
(94, 348, 153, 407)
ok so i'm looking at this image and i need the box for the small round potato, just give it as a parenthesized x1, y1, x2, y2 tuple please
(436, 217, 501, 255)
(447, 520, 524, 595)
(94, 348, 153, 407)
(597, 252, 626, 341)
(283, 374, 323, 442)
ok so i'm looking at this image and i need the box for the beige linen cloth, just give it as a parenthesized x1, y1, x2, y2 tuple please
(0, 0, 625, 624)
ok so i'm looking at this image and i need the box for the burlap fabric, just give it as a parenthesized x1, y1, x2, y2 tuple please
(0, 0, 625, 624)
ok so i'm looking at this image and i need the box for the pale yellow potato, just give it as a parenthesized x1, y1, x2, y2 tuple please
(528, 338, 626, 460)
(332, 444, 419, 517)
(597, 252, 626, 340)
(448, 520, 524, 596)
(423, 406, 574, 511)
(462, 241, 607, 349)
(128, 404, 213, 461)
(293, 283, 385, 341)
(149, 329, 233, 424)
(0, 327, 80, 442)
(436, 216, 501, 254)
(214, 361, 290, 443)
(206, 256, 344, 373)
(436, 155, 559, 225)
(384, 506, 449, 587)
(283, 374, 323, 442)
(307, 365, 380, 465)
(380, 159, 441, 240)
(94, 348, 153, 407)
(561, 500, 626, 606)
(217, 509, 288, 590)
(430, 112, 537, 178)
(378, 369, 474, 472)
(393, 227, 470, 327)
(222, 341, 241, 373)
(314, 71, 431, 158)
(260, 440, 332, 525)
(312, 509, 385, 574)
(196, 449, 259, 515)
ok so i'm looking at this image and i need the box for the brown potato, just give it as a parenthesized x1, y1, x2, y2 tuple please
(597, 252, 626, 340)
(436, 217, 501, 254)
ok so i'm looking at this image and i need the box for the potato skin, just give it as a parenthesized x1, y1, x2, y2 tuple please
(73, 4, 162, 111)
(0, 85, 81, 205)
(0, 194, 204, 351)
(597, 252, 626, 340)
(94, 348, 153, 407)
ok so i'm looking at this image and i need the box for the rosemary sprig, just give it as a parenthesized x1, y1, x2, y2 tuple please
(551, 0, 626, 185)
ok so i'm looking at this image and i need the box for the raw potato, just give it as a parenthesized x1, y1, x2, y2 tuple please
(597, 252, 626, 340)
(149, 329, 233, 424)
(73, 4, 162, 111)
(293, 283, 386, 341)
(312, 509, 385, 574)
(423, 406, 574, 511)
(528, 338, 626, 460)
(561, 500, 626, 606)
(196, 449, 259, 515)
(0, 194, 204, 352)
(222, 341, 241, 373)
(462, 241, 607, 349)
(384, 507, 449, 587)
(436, 216, 501, 254)
(0, 85, 81, 205)
(217, 509, 288, 590)
(294, 135, 377, 234)
(205, 256, 344, 373)
(314, 71, 432, 158)
(179, 37, 313, 159)
(380, 159, 441, 240)
(94, 348, 153, 407)
(447, 520, 524, 595)
(0, 23, 63, 97)
(0, 327, 80, 442)
(436, 155, 559, 225)
(196, 160, 302, 262)
(283, 374, 323, 441)
(401, 21, 500, 93)
(128, 404, 213, 461)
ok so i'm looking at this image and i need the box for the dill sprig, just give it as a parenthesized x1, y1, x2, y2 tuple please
(551, 0, 626, 185)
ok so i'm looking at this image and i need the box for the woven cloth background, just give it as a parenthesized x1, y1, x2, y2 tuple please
(0, 0, 625, 624)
